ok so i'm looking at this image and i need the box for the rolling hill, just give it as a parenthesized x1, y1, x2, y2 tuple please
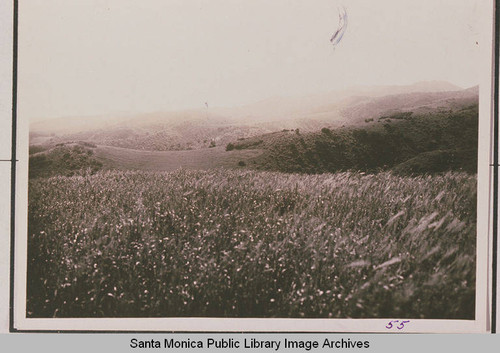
(94, 145, 263, 171)
(28, 81, 479, 178)
(226, 104, 478, 175)
(28, 142, 264, 178)
(29, 81, 477, 152)
(29, 102, 478, 178)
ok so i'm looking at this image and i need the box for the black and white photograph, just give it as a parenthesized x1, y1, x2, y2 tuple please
(12, 0, 494, 332)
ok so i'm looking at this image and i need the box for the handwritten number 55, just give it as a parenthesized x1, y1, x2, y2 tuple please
(386, 320, 410, 330)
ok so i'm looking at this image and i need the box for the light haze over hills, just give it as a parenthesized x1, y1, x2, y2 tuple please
(31, 81, 471, 132)
(30, 81, 478, 151)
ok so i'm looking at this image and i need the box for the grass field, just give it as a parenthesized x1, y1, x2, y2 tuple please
(27, 169, 476, 319)
(95, 145, 263, 171)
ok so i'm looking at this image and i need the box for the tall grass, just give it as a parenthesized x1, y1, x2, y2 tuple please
(27, 169, 476, 318)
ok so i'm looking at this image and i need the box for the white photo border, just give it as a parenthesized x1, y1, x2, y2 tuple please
(11, 0, 497, 333)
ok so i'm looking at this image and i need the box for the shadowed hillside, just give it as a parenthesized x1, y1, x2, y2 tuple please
(29, 142, 103, 179)
(227, 104, 478, 175)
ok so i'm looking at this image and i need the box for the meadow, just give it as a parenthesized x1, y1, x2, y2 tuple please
(27, 169, 476, 319)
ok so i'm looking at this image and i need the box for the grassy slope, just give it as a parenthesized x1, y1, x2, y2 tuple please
(94, 145, 264, 171)
(229, 105, 478, 175)
(28, 143, 264, 178)
(27, 169, 475, 319)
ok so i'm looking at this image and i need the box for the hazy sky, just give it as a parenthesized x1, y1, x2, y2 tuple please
(19, 0, 483, 120)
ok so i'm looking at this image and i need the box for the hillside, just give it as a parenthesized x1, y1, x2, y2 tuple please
(337, 88, 479, 125)
(29, 142, 103, 179)
(29, 82, 477, 152)
(94, 145, 263, 171)
(35, 123, 270, 151)
(29, 103, 478, 178)
(227, 104, 478, 175)
(28, 142, 264, 179)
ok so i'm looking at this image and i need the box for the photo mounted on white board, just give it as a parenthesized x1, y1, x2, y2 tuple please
(12, 0, 495, 332)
